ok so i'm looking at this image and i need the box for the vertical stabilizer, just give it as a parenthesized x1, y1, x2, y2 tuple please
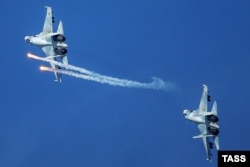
(212, 101, 219, 150)
(211, 101, 217, 116)
(62, 56, 68, 65)
(214, 136, 220, 150)
(42, 6, 53, 33)
(57, 21, 64, 34)
(199, 84, 209, 112)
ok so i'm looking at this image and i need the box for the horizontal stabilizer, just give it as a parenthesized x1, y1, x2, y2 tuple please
(193, 134, 214, 139)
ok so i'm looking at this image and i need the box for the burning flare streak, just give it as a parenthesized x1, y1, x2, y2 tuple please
(28, 53, 176, 91)
(40, 66, 52, 71)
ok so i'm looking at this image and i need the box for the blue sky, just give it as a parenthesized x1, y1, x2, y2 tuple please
(1, 0, 250, 166)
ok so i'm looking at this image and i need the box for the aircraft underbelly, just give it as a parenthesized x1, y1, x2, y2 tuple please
(188, 116, 205, 124)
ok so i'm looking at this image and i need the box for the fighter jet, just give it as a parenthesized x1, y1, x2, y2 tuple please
(183, 84, 220, 161)
(25, 6, 68, 82)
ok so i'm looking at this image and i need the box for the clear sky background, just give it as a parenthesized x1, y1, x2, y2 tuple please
(1, 0, 250, 167)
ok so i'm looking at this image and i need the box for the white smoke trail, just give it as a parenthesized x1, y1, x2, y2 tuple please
(28, 53, 176, 91)
(41, 66, 175, 91)
(28, 53, 123, 83)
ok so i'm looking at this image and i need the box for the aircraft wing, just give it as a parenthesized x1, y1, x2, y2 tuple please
(42, 6, 53, 34)
(56, 21, 68, 65)
(198, 84, 209, 112)
(197, 124, 212, 161)
(42, 46, 62, 82)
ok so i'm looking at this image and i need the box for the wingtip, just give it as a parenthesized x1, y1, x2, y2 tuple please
(54, 77, 62, 83)
(207, 157, 212, 162)
(54, 79, 62, 83)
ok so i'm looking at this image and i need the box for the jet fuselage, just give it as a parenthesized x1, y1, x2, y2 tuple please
(25, 35, 51, 46)
(183, 109, 219, 129)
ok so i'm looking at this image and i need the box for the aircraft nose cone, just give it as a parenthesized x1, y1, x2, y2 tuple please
(25, 36, 30, 43)
(183, 109, 189, 117)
